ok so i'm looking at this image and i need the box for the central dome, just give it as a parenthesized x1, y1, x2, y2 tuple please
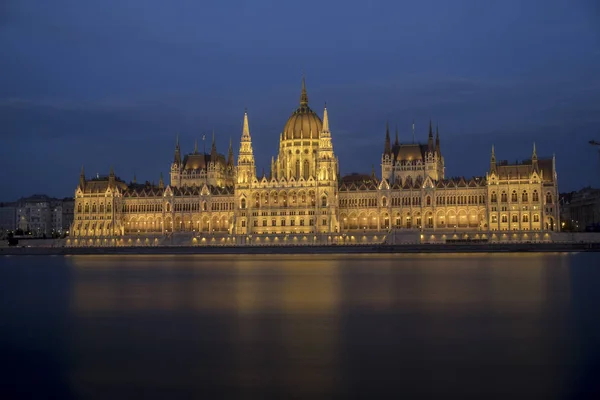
(282, 78, 322, 140)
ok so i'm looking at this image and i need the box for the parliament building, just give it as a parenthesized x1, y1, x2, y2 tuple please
(68, 79, 560, 246)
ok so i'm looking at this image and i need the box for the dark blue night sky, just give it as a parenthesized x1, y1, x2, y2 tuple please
(1, 0, 599, 201)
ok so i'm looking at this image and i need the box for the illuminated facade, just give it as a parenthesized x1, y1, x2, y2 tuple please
(69, 79, 560, 246)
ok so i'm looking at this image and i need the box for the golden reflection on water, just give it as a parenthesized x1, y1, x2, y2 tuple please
(66, 253, 576, 397)
(68, 253, 572, 315)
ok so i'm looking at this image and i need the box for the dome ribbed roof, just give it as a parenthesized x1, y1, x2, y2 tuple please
(282, 78, 322, 140)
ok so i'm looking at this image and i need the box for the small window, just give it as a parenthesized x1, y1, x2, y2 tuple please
(241, 198, 246, 209)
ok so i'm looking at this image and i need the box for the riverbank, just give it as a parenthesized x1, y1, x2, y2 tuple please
(2, 242, 600, 256)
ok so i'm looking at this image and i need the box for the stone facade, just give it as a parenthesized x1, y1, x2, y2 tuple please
(68, 80, 560, 246)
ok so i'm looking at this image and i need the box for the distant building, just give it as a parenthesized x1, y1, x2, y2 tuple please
(16, 195, 74, 236)
(60, 198, 75, 233)
(560, 187, 600, 231)
(0, 202, 17, 233)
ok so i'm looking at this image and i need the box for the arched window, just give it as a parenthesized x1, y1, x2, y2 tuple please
(295, 160, 300, 179)
(491, 192, 497, 203)
(99, 204, 104, 213)
(84, 203, 89, 213)
(426, 196, 431, 206)
(501, 192, 507, 202)
(511, 191, 518, 202)
(533, 191, 539, 202)
(533, 214, 540, 222)
(303, 160, 310, 180)
(512, 215, 518, 223)
(91, 203, 97, 213)
(382, 197, 387, 207)
(255, 194, 260, 207)
(522, 191, 528, 202)
(501, 215, 507, 223)
(523, 215, 529, 222)
(321, 196, 327, 207)
(202, 202, 206, 211)
(166, 203, 171, 212)
(77, 204, 82, 213)
(107, 203, 112, 212)
(240, 198, 246, 209)
(545, 193, 553, 204)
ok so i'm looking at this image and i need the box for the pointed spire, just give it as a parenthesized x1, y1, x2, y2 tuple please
(428, 119, 434, 151)
(108, 165, 115, 187)
(371, 164, 376, 180)
(210, 130, 217, 160)
(174, 134, 181, 165)
(227, 137, 234, 166)
(133, 172, 137, 184)
(300, 75, 308, 107)
(491, 144, 496, 159)
(194, 138, 198, 155)
(435, 124, 441, 154)
(322, 103, 329, 133)
(394, 125, 399, 146)
(79, 165, 86, 189)
(270, 156, 275, 179)
(242, 108, 251, 140)
(159, 172, 164, 189)
(490, 145, 497, 172)
(384, 121, 391, 155)
(532, 142, 537, 159)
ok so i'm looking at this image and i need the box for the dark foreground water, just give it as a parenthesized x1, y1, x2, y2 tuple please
(1, 253, 600, 399)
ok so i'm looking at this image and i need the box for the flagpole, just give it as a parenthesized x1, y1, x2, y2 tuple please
(412, 120, 415, 144)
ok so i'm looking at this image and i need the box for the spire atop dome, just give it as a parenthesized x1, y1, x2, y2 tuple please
(300, 75, 308, 107)
(322, 103, 329, 133)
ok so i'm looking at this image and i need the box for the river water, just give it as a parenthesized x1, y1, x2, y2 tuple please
(1, 253, 599, 399)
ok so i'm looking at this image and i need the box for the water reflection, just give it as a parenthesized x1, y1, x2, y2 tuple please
(60, 253, 586, 397)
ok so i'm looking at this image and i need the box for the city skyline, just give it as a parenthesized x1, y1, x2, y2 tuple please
(1, 0, 600, 201)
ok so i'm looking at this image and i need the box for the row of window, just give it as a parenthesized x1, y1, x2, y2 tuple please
(78, 201, 234, 214)
(490, 190, 552, 204)
(248, 218, 327, 227)
(491, 214, 540, 223)
(241, 196, 327, 208)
